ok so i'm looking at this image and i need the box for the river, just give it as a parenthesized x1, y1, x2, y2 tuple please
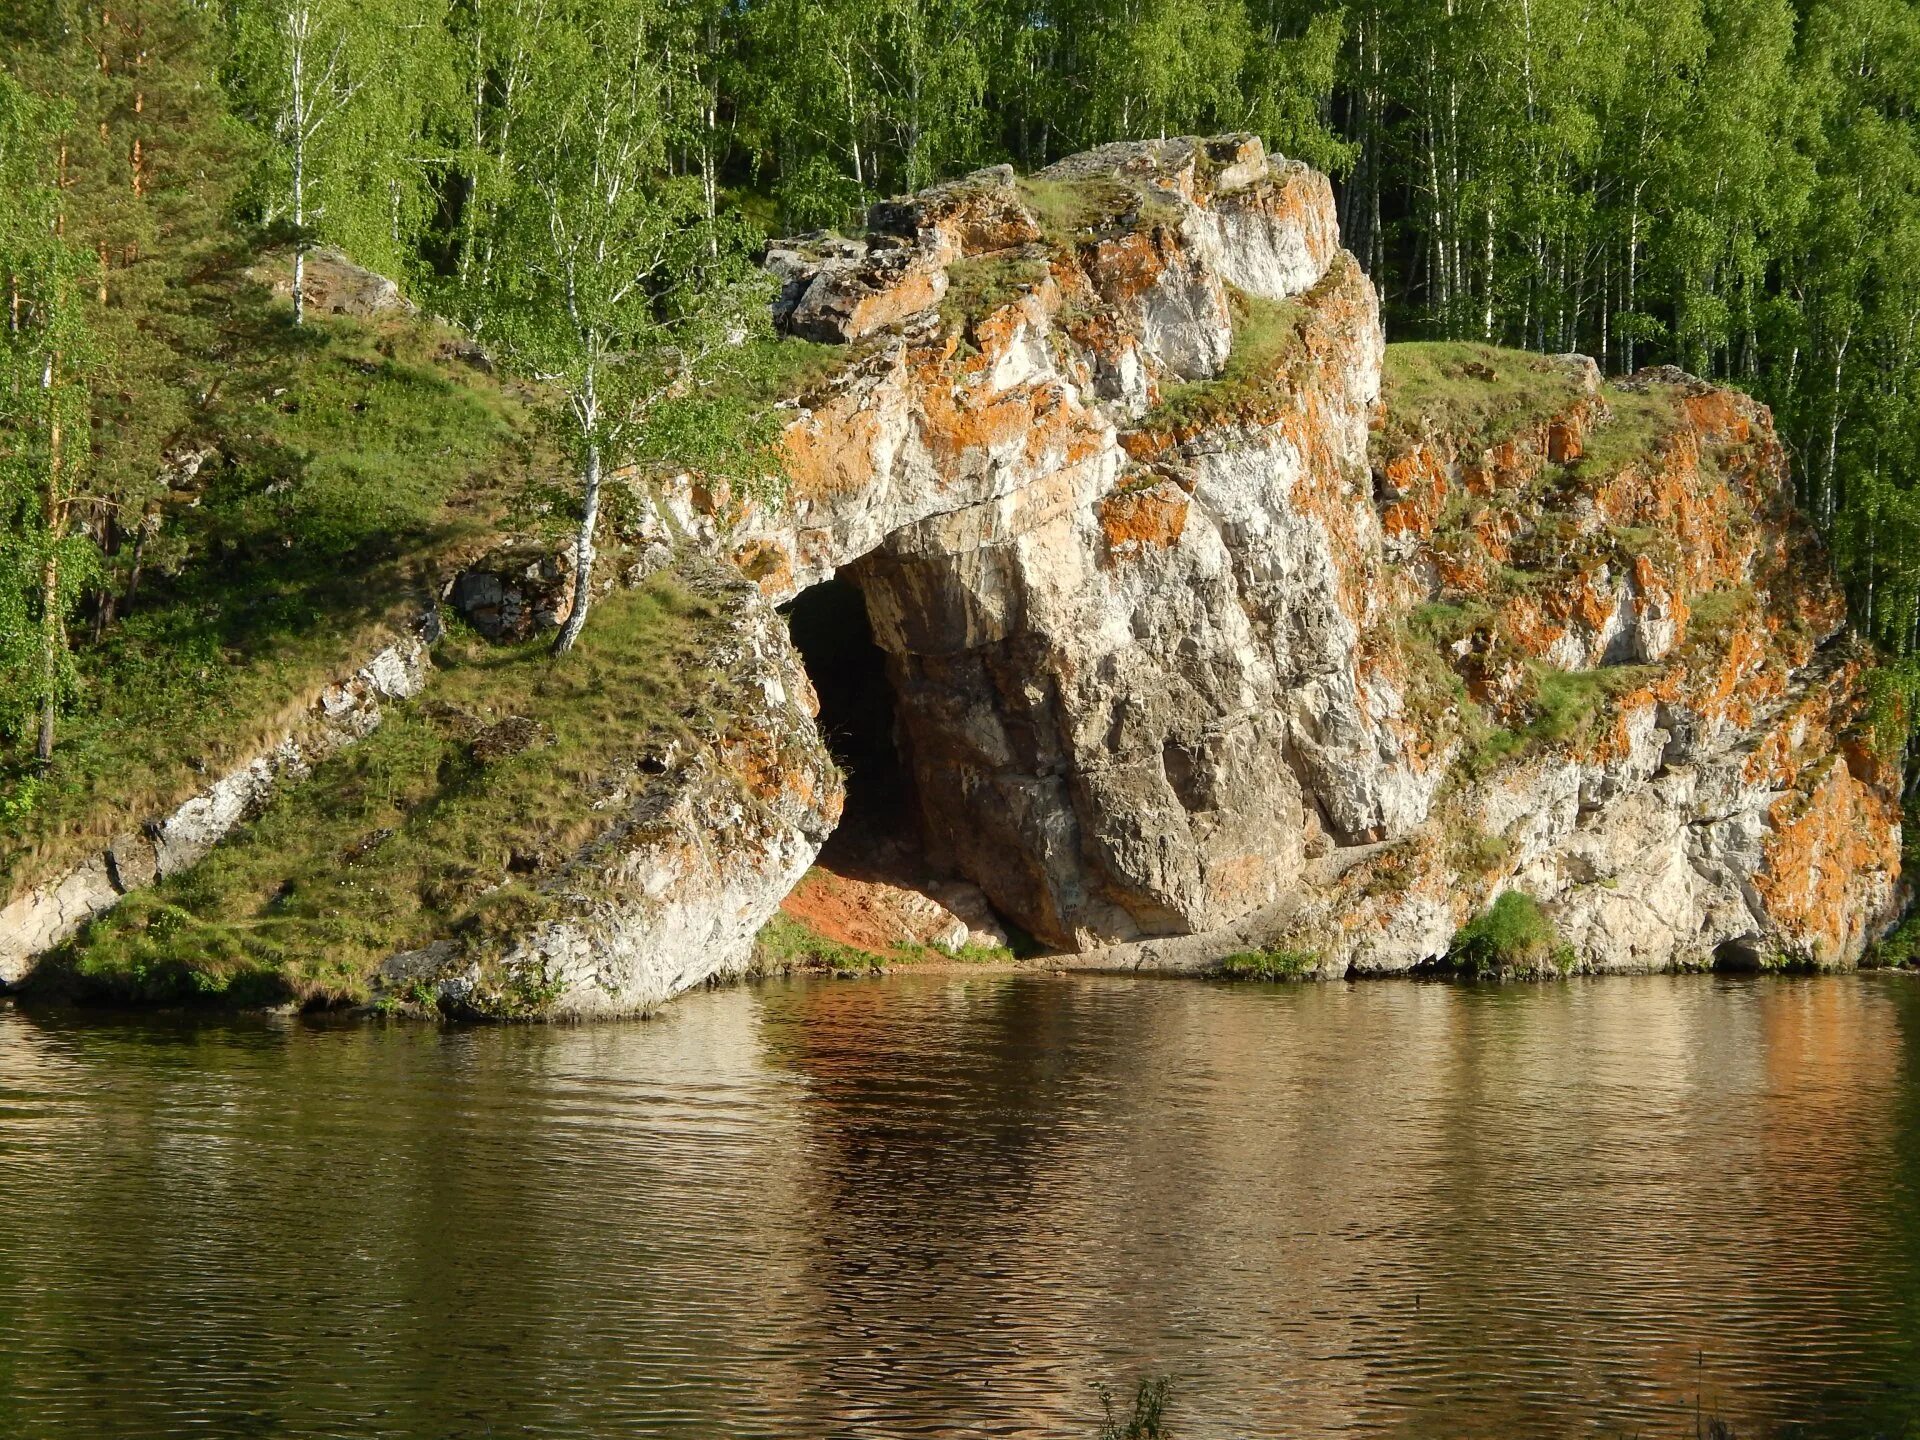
(1, 972, 1916, 1438)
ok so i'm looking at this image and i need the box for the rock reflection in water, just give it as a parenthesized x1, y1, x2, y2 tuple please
(0, 973, 1916, 1438)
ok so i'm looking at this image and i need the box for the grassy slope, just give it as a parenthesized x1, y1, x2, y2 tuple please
(1, 299, 550, 900)
(46, 575, 728, 1007)
(1376, 340, 1592, 454)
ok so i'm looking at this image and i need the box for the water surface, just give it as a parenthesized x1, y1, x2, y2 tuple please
(2, 973, 1917, 1438)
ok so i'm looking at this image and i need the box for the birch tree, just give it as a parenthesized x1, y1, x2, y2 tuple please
(231, 0, 372, 323)
(0, 74, 99, 764)
(469, 0, 770, 655)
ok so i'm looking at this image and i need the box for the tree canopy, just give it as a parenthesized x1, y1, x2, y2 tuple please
(6, 0, 1920, 753)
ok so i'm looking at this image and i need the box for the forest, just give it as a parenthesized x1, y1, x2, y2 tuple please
(3, 0, 1920, 783)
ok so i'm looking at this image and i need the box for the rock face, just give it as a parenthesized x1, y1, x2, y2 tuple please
(645, 131, 1901, 974)
(382, 562, 842, 1018)
(10, 133, 1896, 1015)
(245, 247, 415, 318)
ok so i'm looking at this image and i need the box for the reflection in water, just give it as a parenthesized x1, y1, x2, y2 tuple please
(1, 974, 1917, 1438)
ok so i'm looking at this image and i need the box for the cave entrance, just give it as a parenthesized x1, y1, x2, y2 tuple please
(782, 576, 918, 872)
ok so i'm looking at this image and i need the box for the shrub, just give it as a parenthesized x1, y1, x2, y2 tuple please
(1213, 947, 1317, 980)
(1871, 911, 1920, 969)
(1448, 891, 1575, 976)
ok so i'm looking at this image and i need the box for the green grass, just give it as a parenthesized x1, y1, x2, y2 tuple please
(1448, 821, 1515, 877)
(1447, 891, 1575, 976)
(1570, 382, 1683, 480)
(1683, 585, 1756, 652)
(1212, 946, 1318, 980)
(752, 911, 899, 972)
(1016, 176, 1181, 250)
(1140, 286, 1310, 431)
(1408, 600, 1501, 648)
(0, 301, 544, 901)
(939, 253, 1054, 336)
(43, 574, 730, 1007)
(1529, 664, 1663, 746)
(1376, 341, 1593, 458)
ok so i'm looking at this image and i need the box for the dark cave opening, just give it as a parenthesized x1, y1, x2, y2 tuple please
(782, 577, 918, 868)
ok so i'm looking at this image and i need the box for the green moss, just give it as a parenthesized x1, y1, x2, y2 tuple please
(47, 573, 730, 1007)
(1212, 946, 1319, 980)
(1447, 891, 1575, 976)
(1376, 341, 1592, 458)
(939, 253, 1053, 336)
(627, 334, 847, 492)
(1139, 285, 1309, 431)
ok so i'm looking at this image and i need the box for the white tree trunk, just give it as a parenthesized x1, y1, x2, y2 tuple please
(552, 439, 602, 656)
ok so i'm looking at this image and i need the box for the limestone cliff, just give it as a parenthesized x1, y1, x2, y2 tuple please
(5, 133, 1900, 1015)
(622, 133, 1896, 984)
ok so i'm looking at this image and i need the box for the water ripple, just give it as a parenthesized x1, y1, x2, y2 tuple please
(1, 973, 1917, 1439)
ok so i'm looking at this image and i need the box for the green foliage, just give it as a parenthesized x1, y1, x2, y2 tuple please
(1448, 891, 1576, 977)
(1141, 286, 1309, 430)
(1097, 1378, 1172, 1440)
(1869, 910, 1920, 969)
(0, 306, 534, 895)
(1860, 657, 1920, 765)
(50, 574, 727, 1005)
(0, 69, 101, 759)
(1213, 946, 1317, 980)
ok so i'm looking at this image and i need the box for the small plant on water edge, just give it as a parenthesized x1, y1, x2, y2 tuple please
(1213, 947, 1317, 980)
(1447, 891, 1575, 977)
(1096, 1377, 1172, 1440)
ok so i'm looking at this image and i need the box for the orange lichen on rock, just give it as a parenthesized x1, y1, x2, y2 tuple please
(1099, 480, 1190, 553)
(1754, 756, 1902, 961)
(731, 539, 796, 597)
(1379, 444, 1449, 541)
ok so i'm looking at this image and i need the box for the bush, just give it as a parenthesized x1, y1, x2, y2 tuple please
(1448, 891, 1575, 976)
(1213, 947, 1317, 980)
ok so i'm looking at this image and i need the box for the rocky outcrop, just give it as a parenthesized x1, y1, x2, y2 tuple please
(16, 133, 1893, 1014)
(0, 610, 441, 985)
(635, 131, 1899, 978)
(1299, 360, 1902, 973)
(245, 247, 415, 318)
(652, 134, 1439, 950)
(379, 561, 842, 1018)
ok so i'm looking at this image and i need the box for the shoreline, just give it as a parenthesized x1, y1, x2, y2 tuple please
(5, 952, 1914, 1029)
